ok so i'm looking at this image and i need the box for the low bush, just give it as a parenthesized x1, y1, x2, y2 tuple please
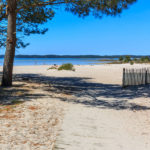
(58, 63, 75, 71)
(130, 61, 134, 65)
(119, 56, 124, 61)
(115, 56, 150, 64)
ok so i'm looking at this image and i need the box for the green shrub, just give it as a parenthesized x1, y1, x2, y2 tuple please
(140, 57, 145, 62)
(140, 56, 150, 63)
(124, 55, 131, 63)
(133, 58, 137, 62)
(58, 63, 75, 71)
(130, 61, 134, 65)
(119, 56, 124, 62)
(145, 56, 150, 61)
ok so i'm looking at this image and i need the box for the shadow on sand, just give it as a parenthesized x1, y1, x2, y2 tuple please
(0, 73, 147, 111)
(0, 72, 46, 105)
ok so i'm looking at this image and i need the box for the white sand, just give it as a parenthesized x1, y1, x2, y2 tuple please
(12, 63, 150, 84)
(1, 64, 150, 150)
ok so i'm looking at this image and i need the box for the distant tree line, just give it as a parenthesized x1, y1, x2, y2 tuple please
(0, 55, 149, 59)
(119, 56, 150, 65)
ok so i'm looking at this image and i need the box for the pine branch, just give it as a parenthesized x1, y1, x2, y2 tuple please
(16, 0, 68, 12)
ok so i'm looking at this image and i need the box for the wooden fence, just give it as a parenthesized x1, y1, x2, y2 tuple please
(122, 68, 150, 87)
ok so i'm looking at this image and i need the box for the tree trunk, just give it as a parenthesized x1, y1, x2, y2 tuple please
(1, 0, 17, 86)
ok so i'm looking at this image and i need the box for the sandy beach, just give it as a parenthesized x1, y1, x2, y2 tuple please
(1, 64, 150, 150)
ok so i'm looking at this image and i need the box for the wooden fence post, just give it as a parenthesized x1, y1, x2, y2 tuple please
(145, 69, 148, 85)
(147, 69, 149, 83)
(122, 68, 125, 88)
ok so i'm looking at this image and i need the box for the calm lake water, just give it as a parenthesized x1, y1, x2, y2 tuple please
(0, 58, 114, 66)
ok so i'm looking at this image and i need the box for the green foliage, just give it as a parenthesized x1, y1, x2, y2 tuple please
(130, 61, 134, 65)
(58, 63, 75, 71)
(0, 0, 137, 48)
(119, 56, 123, 61)
(133, 58, 137, 62)
(124, 55, 131, 63)
(141, 57, 145, 62)
(0, 0, 54, 48)
(117, 56, 150, 64)
(145, 56, 150, 61)
(139, 56, 150, 63)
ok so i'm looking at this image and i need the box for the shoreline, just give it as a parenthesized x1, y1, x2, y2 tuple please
(1, 63, 150, 67)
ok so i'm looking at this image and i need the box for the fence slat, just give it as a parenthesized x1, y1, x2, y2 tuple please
(122, 68, 125, 87)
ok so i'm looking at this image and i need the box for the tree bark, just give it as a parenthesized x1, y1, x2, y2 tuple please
(1, 0, 17, 86)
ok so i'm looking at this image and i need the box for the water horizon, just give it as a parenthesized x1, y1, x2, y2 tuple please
(0, 58, 115, 66)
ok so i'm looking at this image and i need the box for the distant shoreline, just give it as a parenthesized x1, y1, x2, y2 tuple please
(0, 55, 149, 59)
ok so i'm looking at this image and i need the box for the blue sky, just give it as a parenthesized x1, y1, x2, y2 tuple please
(3, 0, 150, 55)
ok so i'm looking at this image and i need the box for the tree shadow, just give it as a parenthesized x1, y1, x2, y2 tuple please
(0, 74, 47, 105)
(12, 73, 150, 111)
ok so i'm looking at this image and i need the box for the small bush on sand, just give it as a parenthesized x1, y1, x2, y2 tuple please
(119, 56, 124, 62)
(58, 63, 75, 71)
(130, 61, 134, 65)
(124, 55, 131, 63)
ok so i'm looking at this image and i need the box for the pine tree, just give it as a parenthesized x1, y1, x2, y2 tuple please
(0, 0, 137, 86)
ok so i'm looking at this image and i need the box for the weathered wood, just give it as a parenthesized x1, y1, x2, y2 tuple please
(122, 68, 125, 87)
(122, 68, 150, 87)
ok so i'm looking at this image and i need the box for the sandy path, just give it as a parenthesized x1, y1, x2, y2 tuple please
(54, 102, 150, 150)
